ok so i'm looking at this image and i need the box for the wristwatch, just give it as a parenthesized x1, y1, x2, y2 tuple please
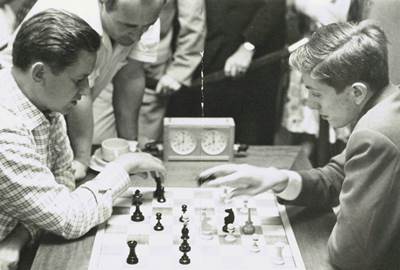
(243, 41, 255, 52)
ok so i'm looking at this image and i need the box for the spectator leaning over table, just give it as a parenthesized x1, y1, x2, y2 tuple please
(0, 9, 165, 270)
(136, 0, 206, 144)
(0, 0, 165, 181)
(200, 21, 400, 270)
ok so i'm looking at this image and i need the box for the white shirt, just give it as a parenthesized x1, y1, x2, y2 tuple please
(0, 0, 160, 98)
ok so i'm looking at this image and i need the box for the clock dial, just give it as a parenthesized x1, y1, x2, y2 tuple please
(201, 130, 228, 155)
(169, 130, 197, 155)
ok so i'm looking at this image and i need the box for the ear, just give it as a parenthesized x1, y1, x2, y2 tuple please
(31, 62, 45, 83)
(351, 82, 368, 105)
(100, 0, 116, 11)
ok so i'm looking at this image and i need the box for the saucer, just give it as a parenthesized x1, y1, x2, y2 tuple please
(89, 141, 138, 172)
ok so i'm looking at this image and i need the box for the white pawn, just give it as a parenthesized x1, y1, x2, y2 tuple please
(240, 199, 249, 214)
(224, 223, 236, 242)
(200, 209, 213, 240)
(220, 187, 232, 205)
(271, 242, 285, 265)
(250, 236, 260, 253)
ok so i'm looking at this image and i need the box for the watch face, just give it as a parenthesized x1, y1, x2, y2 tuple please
(169, 130, 197, 155)
(201, 130, 228, 155)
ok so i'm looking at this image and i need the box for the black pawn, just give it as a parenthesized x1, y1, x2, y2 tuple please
(179, 251, 191, 265)
(222, 208, 235, 233)
(179, 204, 187, 222)
(179, 238, 191, 253)
(153, 212, 164, 231)
(126, 240, 138, 265)
(157, 187, 166, 203)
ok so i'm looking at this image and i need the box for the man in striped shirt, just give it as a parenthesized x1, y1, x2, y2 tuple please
(0, 10, 165, 269)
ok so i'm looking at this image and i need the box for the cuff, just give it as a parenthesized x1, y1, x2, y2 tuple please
(274, 170, 302, 201)
(90, 162, 130, 199)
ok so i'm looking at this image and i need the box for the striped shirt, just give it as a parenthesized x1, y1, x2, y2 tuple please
(0, 69, 130, 241)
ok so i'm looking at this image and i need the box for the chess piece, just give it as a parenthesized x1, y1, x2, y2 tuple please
(153, 212, 164, 231)
(222, 208, 235, 233)
(271, 242, 285, 265)
(220, 187, 232, 204)
(181, 222, 190, 240)
(179, 204, 188, 222)
(224, 223, 236, 242)
(153, 173, 166, 203)
(250, 236, 260, 253)
(131, 190, 144, 222)
(179, 251, 191, 265)
(179, 238, 191, 252)
(200, 209, 213, 240)
(242, 208, 256, 235)
(126, 240, 139, 264)
(239, 199, 249, 214)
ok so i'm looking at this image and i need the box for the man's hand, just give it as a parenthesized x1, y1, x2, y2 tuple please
(155, 75, 181, 96)
(224, 44, 254, 78)
(114, 152, 166, 179)
(0, 225, 30, 270)
(199, 164, 289, 198)
(71, 159, 88, 181)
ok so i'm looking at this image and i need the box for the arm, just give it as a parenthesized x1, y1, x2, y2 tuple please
(224, 0, 285, 77)
(66, 94, 93, 178)
(112, 59, 145, 140)
(160, 0, 206, 89)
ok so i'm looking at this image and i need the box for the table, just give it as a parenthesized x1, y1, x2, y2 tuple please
(26, 146, 336, 270)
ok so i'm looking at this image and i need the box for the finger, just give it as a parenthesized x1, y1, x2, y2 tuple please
(155, 82, 164, 94)
(199, 164, 238, 178)
(205, 172, 246, 188)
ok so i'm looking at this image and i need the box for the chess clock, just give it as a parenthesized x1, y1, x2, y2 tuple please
(163, 118, 235, 161)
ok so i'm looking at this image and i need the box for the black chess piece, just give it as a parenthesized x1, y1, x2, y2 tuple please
(153, 212, 164, 231)
(126, 240, 139, 265)
(222, 208, 235, 233)
(131, 190, 144, 222)
(179, 204, 187, 222)
(179, 251, 191, 265)
(153, 174, 166, 203)
(179, 238, 191, 253)
(181, 223, 189, 239)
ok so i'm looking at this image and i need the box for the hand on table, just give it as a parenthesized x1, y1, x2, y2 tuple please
(199, 164, 289, 198)
(155, 75, 182, 96)
(224, 44, 254, 78)
(114, 152, 166, 181)
(72, 159, 88, 181)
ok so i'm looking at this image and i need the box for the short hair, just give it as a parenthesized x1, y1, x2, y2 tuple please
(12, 9, 101, 74)
(289, 20, 389, 93)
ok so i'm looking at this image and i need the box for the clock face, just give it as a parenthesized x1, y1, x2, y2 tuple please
(169, 130, 197, 155)
(201, 130, 228, 155)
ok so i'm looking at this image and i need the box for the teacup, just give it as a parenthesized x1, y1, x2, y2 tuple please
(101, 138, 129, 162)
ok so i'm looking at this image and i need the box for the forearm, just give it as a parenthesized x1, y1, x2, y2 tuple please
(113, 60, 145, 140)
(66, 95, 94, 165)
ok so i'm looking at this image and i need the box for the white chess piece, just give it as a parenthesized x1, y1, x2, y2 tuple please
(224, 223, 236, 242)
(220, 187, 232, 205)
(271, 242, 285, 265)
(240, 199, 249, 214)
(250, 236, 260, 253)
(200, 209, 214, 240)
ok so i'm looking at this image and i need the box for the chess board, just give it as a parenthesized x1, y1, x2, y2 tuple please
(88, 187, 306, 270)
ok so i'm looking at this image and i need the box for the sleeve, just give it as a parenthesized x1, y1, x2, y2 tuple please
(285, 129, 400, 269)
(164, 0, 206, 86)
(242, 0, 286, 49)
(0, 126, 129, 240)
(128, 19, 160, 63)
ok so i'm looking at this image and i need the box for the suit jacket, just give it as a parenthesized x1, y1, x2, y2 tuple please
(203, 0, 286, 74)
(284, 85, 400, 270)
